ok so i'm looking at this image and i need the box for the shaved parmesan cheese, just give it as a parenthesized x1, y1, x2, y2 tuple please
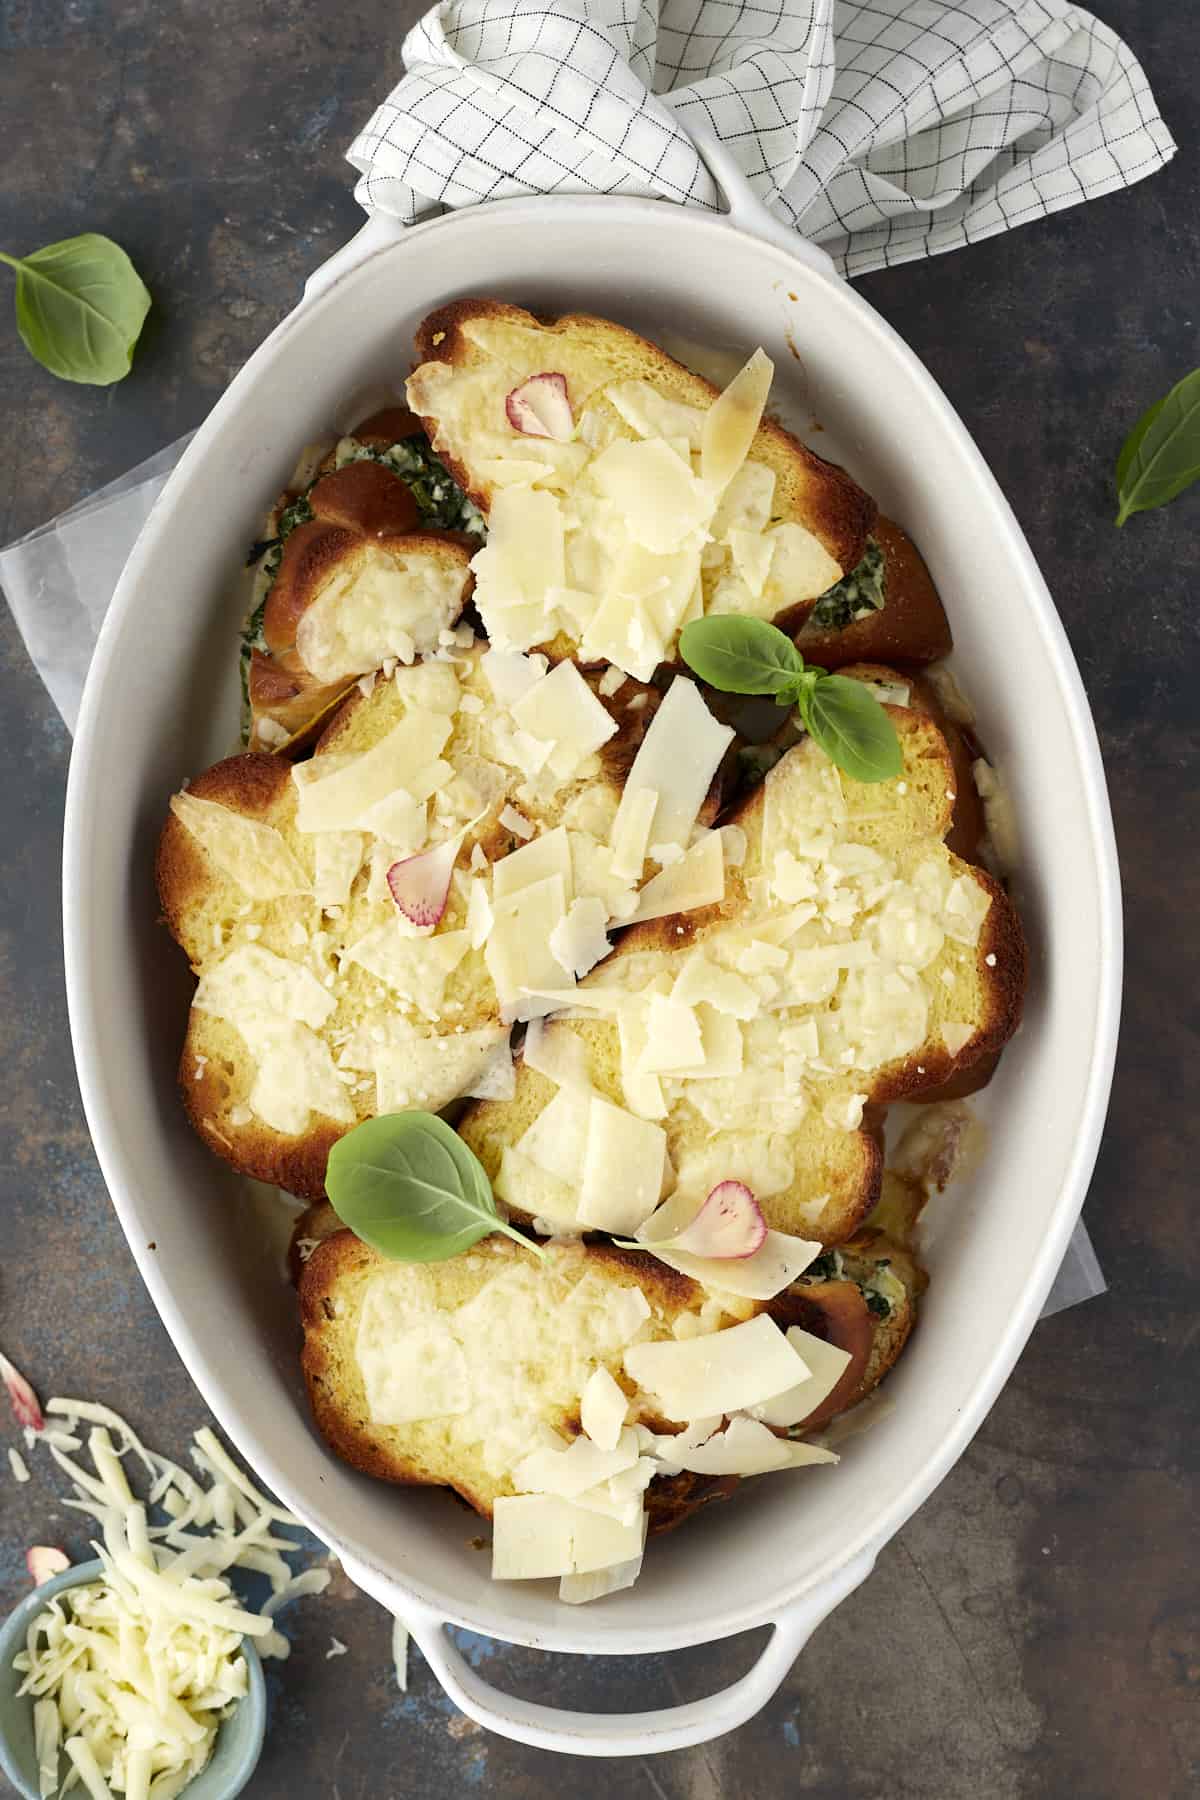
(624, 1314, 807, 1422)
(671, 951, 759, 1020)
(604, 380, 706, 447)
(522, 1017, 591, 1090)
(701, 348, 773, 492)
(313, 831, 364, 907)
(711, 460, 776, 541)
(481, 648, 548, 707)
(513, 1427, 640, 1499)
(471, 488, 565, 647)
(241, 1019, 353, 1135)
(668, 1415, 838, 1476)
(559, 1553, 644, 1605)
(637, 995, 705, 1075)
(9, 1445, 30, 1482)
(576, 1096, 667, 1234)
(170, 792, 310, 900)
(465, 877, 494, 949)
(492, 1494, 645, 1581)
(613, 677, 733, 851)
(580, 1367, 629, 1452)
(498, 803, 535, 839)
(643, 1229, 822, 1301)
(751, 1326, 854, 1427)
(342, 924, 471, 1019)
(549, 896, 611, 979)
(485, 874, 572, 1021)
(616, 1003, 666, 1120)
(764, 521, 842, 601)
(727, 526, 775, 597)
(510, 661, 617, 774)
(463, 1036, 516, 1102)
(515, 1082, 593, 1185)
(492, 825, 574, 901)
(395, 659, 461, 714)
(293, 711, 452, 833)
(193, 944, 335, 1031)
(494, 1146, 578, 1227)
(628, 831, 725, 923)
(608, 785, 658, 882)
(589, 439, 712, 554)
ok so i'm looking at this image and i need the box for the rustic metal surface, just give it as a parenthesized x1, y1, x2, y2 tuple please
(0, 2, 1196, 1794)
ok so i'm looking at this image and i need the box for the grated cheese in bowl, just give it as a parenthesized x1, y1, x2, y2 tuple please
(10, 1396, 332, 1799)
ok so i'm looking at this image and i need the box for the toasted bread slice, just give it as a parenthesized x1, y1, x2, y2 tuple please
(244, 409, 483, 752)
(299, 1227, 922, 1530)
(406, 300, 875, 675)
(158, 648, 714, 1198)
(796, 518, 952, 669)
(299, 1233, 705, 1517)
(246, 469, 473, 749)
(459, 685, 1025, 1245)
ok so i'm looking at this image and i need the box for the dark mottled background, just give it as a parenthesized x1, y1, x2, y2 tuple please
(0, 3, 1197, 1795)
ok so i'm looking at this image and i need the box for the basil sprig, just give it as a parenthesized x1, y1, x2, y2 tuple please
(678, 616, 903, 784)
(0, 234, 151, 385)
(1115, 369, 1200, 525)
(326, 1112, 544, 1263)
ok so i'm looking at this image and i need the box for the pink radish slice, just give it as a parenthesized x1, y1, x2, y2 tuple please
(669, 1181, 766, 1260)
(27, 1547, 69, 1586)
(505, 373, 573, 441)
(0, 1350, 43, 1432)
(386, 835, 463, 929)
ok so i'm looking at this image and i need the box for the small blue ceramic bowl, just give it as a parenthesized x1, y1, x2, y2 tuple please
(0, 1559, 267, 1799)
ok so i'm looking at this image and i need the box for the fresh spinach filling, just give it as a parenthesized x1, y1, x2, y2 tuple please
(809, 535, 886, 633)
(337, 437, 485, 535)
(800, 1247, 900, 1320)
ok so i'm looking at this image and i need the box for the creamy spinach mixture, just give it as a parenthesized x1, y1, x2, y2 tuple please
(809, 536, 886, 633)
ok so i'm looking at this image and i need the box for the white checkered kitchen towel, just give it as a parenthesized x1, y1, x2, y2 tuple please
(348, 0, 1174, 277)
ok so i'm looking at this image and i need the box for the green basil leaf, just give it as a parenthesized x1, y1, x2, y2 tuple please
(1115, 369, 1200, 526)
(678, 615, 806, 695)
(326, 1111, 542, 1263)
(800, 675, 903, 784)
(0, 234, 151, 386)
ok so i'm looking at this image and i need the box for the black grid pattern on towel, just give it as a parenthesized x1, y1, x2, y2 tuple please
(347, 0, 1174, 277)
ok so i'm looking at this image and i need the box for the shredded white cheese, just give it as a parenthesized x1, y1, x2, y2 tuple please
(13, 1401, 331, 1798)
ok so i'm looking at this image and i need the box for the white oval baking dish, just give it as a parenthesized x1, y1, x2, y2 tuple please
(61, 148, 1121, 1757)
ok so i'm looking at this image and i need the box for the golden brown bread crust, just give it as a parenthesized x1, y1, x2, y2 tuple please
(795, 517, 952, 668)
(411, 297, 876, 599)
(352, 405, 426, 446)
(309, 459, 423, 536)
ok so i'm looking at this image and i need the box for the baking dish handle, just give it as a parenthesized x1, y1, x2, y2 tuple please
(302, 128, 838, 307)
(301, 210, 410, 306)
(684, 123, 842, 283)
(340, 1549, 874, 1756)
